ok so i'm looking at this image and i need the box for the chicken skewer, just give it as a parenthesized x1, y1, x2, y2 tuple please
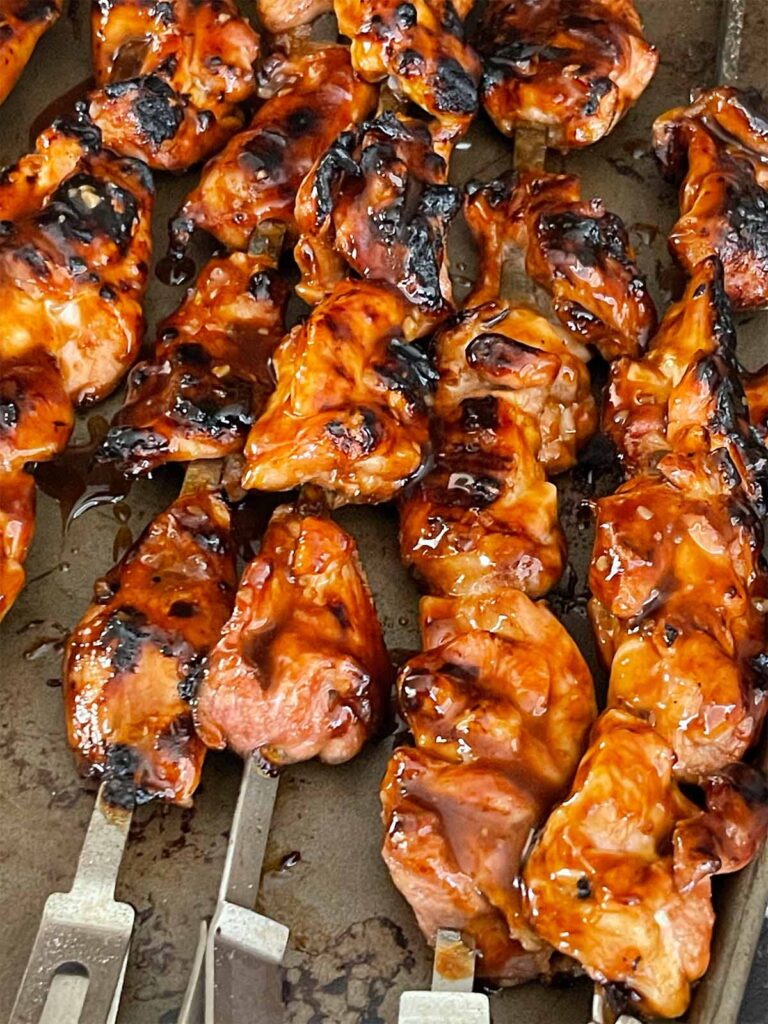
(0, 108, 153, 622)
(0, 0, 61, 107)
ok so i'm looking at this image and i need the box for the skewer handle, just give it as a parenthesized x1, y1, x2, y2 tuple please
(716, 0, 747, 85)
(219, 756, 280, 907)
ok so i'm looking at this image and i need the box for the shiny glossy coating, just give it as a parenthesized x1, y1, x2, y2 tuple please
(0, 0, 60, 107)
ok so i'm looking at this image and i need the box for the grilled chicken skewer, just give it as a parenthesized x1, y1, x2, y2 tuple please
(0, 0, 61, 106)
(0, 109, 153, 621)
(87, 0, 260, 171)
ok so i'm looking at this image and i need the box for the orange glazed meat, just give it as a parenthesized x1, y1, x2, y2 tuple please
(653, 86, 768, 310)
(0, 469, 35, 621)
(99, 252, 288, 475)
(477, 0, 657, 150)
(88, 0, 260, 171)
(196, 501, 392, 765)
(382, 591, 595, 982)
(523, 710, 768, 1019)
(334, 0, 481, 154)
(242, 280, 433, 504)
(295, 111, 460, 328)
(64, 483, 237, 806)
(0, 0, 60, 106)
(170, 45, 377, 254)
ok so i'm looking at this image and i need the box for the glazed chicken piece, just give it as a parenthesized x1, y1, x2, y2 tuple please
(745, 362, 768, 441)
(477, 0, 658, 150)
(466, 173, 657, 360)
(99, 252, 288, 475)
(170, 45, 377, 254)
(64, 482, 237, 806)
(335, 0, 481, 155)
(196, 500, 392, 764)
(0, 0, 61, 106)
(523, 709, 768, 1019)
(255, 0, 331, 37)
(242, 279, 433, 504)
(295, 111, 461, 330)
(88, 0, 260, 171)
(0, 112, 153, 620)
(653, 86, 768, 310)
(399, 301, 594, 597)
(382, 590, 595, 981)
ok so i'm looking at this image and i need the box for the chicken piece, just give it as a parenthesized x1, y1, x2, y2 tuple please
(335, 0, 481, 155)
(255, 0, 331, 37)
(295, 111, 460, 330)
(196, 500, 392, 764)
(242, 280, 433, 504)
(465, 173, 657, 359)
(477, 0, 658, 150)
(0, 111, 154, 405)
(653, 86, 768, 310)
(88, 0, 260, 171)
(400, 300, 594, 598)
(0, 469, 35, 622)
(64, 484, 237, 806)
(0, 0, 60, 106)
(381, 590, 595, 982)
(589, 466, 768, 779)
(99, 252, 288, 475)
(170, 45, 377, 254)
(523, 709, 768, 1019)
(605, 258, 768, 514)
(744, 362, 768, 441)
(0, 349, 74, 471)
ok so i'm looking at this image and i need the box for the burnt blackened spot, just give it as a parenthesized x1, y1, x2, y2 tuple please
(97, 426, 169, 470)
(0, 399, 18, 432)
(102, 75, 183, 148)
(663, 623, 679, 647)
(174, 342, 210, 366)
(693, 282, 707, 299)
(439, 660, 480, 682)
(152, 0, 174, 23)
(441, 1, 463, 38)
(326, 408, 381, 456)
(481, 41, 570, 87)
(442, 471, 501, 508)
(330, 600, 350, 629)
(171, 393, 253, 439)
(286, 107, 318, 138)
(376, 340, 437, 410)
(41, 173, 139, 251)
(99, 284, 117, 300)
(727, 177, 768, 266)
(102, 744, 138, 808)
(17, 244, 49, 277)
(576, 875, 591, 899)
(750, 651, 768, 683)
(312, 131, 359, 225)
(14, 0, 56, 21)
(395, 1, 416, 27)
(584, 76, 613, 116)
(433, 58, 478, 115)
(100, 607, 151, 673)
(461, 395, 498, 431)
(539, 210, 630, 270)
(178, 653, 205, 702)
(170, 600, 197, 618)
(397, 49, 424, 74)
(241, 129, 286, 175)
(466, 332, 540, 374)
(248, 270, 274, 301)
(54, 104, 104, 152)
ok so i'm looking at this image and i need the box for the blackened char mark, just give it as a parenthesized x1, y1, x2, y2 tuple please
(583, 75, 613, 116)
(103, 75, 184, 147)
(0, 399, 19, 431)
(726, 176, 768, 265)
(539, 210, 631, 269)
(326, 408, 381, 456)
(11, 0, 57, 21)
(312, 130, 360, 226)
(99, 606, 153, 673)
(461, 395, 498, 431)
(435, 470, 502, 508)
(240, 129, 287, 175)
(170, 391, 253, 439)
(376, 339, 437, 413)
(40, 172, 140, 251)
(433, 57, 478, 116)
(102, 743, 139, 808)
(481, 41, 571, 88)
(97, 426, 169, 471)
(466, 332, 541, 374)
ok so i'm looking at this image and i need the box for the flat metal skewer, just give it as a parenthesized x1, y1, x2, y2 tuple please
(398, 929, 490, 1023)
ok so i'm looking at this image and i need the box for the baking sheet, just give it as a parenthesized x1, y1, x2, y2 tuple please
(0, 1, 767, 1021)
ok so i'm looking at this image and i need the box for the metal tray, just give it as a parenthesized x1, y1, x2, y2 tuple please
(0, 1, 766, 1021)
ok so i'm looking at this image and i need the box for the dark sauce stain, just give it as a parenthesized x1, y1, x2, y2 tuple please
(29, 76, 95, 144)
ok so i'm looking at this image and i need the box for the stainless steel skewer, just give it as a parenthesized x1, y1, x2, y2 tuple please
(398, 929, 491, 1023)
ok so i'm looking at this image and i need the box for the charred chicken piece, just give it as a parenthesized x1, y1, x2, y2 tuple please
(523, 709, 768, 1019)
(88, 0, 260, 171)
(295, 111, 461, 330)
(0, 469, 35, 621)
(334, 0, 481, 155)
(99, 252, 288, 475)
(605, 258, 768, 513)
(466, 173, 657, 359)
(171, 45, 377, 254)
(64, 484, 237, 806)
(477, 0, 658, 150)
(196, 500, 392, 764)
(400, 301, 594, 597)
(382, 590, 595, 982)
(653, 86, 768, 310)
(0, 0, 61, 106)
(242, 279, 434, 504)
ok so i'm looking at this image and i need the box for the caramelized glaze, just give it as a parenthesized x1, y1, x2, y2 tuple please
(0, 0, 61, 107)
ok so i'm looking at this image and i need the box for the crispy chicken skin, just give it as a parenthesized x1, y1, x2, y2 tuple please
(196, 501, 392, 765)
(382, 591, 595, 982)
(63, 485, 237, 806)
(242, 280, 433, 504)
(465, 174, 657, 359)
(335, 0, 481, 154)
(295, 111, 460, 329)
(99, 252, 288, 475)
(170, 46, 377, 254)
(399, 302, 594, 597)
(0, 0, 61, 106)
(0, 113, 152, 620)
(523, 710, 768, 1019)
(88, 0, 260, 171)
(477, 0, 657, 150)
(653, 86, 768, 310)
(255, 0, 331, 36)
